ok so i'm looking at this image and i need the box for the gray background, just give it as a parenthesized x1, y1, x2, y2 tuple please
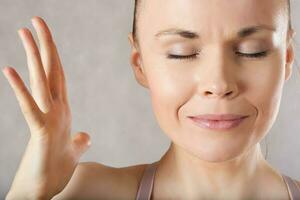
(0, 0, 300, 198)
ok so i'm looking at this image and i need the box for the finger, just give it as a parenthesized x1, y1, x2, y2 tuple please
(18, 28, 52, 113)
(31, 16, 68, 103)
(72, 132, 91, 158)
(2, 67, 45, 133)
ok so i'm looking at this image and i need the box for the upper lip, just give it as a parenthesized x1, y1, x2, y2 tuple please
(189, 114, 249, 120)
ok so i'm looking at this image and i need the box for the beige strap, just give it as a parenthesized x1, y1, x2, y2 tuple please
(136, 165, 300, 200)
(282, 174, 300, 200)
(135, 161, 158, 200)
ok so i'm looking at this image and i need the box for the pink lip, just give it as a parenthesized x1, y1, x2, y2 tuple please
(189, 114, 248, 120)
(188, 114, 249, 130)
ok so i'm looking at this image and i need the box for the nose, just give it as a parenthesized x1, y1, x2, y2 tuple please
(198, 49, 239, 100)
(203, 82, 238, 99)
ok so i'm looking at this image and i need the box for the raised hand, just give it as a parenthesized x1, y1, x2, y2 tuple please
(3, 16, 91, 200)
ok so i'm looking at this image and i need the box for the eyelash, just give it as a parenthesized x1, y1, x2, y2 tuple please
(167, 51, 269, 60)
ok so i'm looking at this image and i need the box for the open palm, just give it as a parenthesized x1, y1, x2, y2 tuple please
(3, 16, 91, 199)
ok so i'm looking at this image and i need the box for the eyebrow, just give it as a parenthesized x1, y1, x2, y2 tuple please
(154, 25, 276, 39)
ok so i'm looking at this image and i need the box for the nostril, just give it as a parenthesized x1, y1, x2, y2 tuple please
(204, 91, 213, 96)
(226, 91, 233, 96)
(204, 90, 234, 98)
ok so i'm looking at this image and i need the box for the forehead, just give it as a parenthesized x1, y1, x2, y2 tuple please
(139, 0, 287, 41)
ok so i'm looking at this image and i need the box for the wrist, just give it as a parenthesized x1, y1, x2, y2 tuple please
(6, 189, 51, 200)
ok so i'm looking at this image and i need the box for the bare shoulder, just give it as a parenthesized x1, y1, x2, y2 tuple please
(52, 161, 149, 200)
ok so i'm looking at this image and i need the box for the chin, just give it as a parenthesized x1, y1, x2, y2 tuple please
(169, 128, 259, 163)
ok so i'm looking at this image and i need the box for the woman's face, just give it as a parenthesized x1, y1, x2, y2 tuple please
(128, 0, 295, 162)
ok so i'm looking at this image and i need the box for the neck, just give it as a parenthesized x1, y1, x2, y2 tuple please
(155, 142, 282, 199)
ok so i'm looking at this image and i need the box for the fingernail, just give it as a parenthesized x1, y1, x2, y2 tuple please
(31, 17, 39, 27)
(2, 67, 7, 76)
(17, 28, 24, 37)
(31, 18, 36, 26)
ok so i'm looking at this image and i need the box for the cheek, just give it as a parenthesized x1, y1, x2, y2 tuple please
(146, 66, 192, 136)
(245, 58, 285, 143)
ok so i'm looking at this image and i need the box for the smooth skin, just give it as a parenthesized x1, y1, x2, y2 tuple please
(126, 0, 300, 199)
(3, 16, 92, 200)
(3, 1, 300, 200)
(3, 17, 145, 200)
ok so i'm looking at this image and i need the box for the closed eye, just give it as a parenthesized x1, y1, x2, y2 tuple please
(167, 51, 269, 60)
(167, 53, 199, 60)
(235, 51, 269, 58)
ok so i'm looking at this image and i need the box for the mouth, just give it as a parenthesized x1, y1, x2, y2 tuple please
(188, 114, 249, 130)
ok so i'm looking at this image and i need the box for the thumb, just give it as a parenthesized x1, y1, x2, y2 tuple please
(72, 132, 91, 157)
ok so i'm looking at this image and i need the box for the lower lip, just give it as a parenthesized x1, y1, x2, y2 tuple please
(189, 116, 248, 130)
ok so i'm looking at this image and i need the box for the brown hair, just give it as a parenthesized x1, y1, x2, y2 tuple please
(132, 0, 293, 44)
